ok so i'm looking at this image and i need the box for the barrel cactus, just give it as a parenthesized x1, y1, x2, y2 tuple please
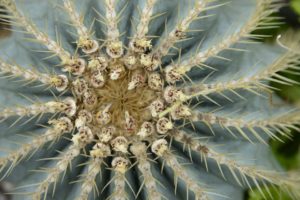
(0, 0, 299, 199)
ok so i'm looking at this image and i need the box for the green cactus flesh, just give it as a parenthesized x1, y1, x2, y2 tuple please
(0, 0, 299, 199)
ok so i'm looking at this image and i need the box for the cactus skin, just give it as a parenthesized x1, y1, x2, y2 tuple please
(0, 0, 299, 199)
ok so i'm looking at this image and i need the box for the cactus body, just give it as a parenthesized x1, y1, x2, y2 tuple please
(0, 0, 299, 199)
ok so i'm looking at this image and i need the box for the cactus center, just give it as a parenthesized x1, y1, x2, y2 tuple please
(68, 37, 191, 161)
(95, 71, 158, 135)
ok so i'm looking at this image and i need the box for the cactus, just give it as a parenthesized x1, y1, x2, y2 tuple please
(0, 0, 299, 199)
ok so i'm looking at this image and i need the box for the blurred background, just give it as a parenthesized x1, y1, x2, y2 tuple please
(0, 0, 300, 200)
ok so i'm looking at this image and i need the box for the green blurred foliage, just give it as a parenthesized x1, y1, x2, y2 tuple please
(249, 187, 295, 200)
(291, 0, 300, 16)
(270, 132, 300, 170)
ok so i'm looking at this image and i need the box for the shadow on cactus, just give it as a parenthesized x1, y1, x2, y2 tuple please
(0, 0, 299, 199)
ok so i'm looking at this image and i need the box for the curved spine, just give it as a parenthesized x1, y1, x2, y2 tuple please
(154, 0, 213, 58)
(172, 130, 300, 197)
(0, 0, 72, 64)
(0, 98, 76, 121)
(0, 59, 69, 91)
(76, 159, 103, 200)
(169, 0, 281, 76)
(31, 145, 80, 200)
(131, 142, 164, 200)
(0, 117, 73, 179)
(62, 0, 100, 55)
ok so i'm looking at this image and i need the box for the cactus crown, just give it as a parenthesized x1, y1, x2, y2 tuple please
(0, 0, 299, 199)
